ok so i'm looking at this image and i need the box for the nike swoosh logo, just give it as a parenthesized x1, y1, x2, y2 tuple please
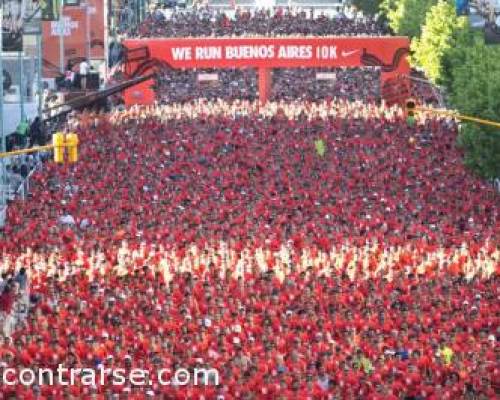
(341, 50, 359, 58)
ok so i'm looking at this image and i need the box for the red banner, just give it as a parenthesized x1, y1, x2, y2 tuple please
(123, 37, 410, 71)
(122, 37, 410, 105)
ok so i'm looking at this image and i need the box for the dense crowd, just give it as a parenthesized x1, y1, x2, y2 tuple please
(151, 68, 444, 106)
(270, 68, 381, 103)
(153, 67, 382, 104)
(0, 99, 497, 397)
(0, 248, 497, 399)
(126, 8, 387, 38)
(3, 99, 498, 254)
(154, 68, 258, 103)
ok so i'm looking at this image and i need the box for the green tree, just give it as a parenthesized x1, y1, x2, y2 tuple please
(448, 43, 500, 115)
(381, 0, 437, 38)
(440, 23, 478, 91)
(351, 0, 384, 16)
(458, 124, 500, 179)
(411, 0, 467, 84)
(450, 43, 500, 178)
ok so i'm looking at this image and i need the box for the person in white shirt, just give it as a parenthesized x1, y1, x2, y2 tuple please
(79, 59, 90, 90)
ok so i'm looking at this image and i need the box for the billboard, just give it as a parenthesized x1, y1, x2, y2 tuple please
(42, 6, 86, 76)
(42, 1, 106, 78)
(316, 72, 336, 80)
(198, 73, 219, 82)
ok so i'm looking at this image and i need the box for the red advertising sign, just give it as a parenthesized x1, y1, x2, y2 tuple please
(42, 2, 106, 78)
(124, 37, 409, 70)
(42, 7, 87, 77)
(123, 36, 410, 105)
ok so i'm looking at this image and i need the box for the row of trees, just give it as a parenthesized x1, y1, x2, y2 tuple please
(352, 0, 499, 179)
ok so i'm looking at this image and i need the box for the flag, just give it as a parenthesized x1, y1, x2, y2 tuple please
(315, 139, 326, 157)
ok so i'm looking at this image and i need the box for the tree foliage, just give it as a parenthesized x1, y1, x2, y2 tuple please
(458, 124, 500, 179)
(411, 0, 467, 84)
(450, 43, 500, 178)
(381, 0, 437, 38)
(440, 24, 479, 91)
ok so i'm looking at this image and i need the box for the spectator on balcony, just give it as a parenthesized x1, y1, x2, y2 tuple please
(79, 59, 90, 91)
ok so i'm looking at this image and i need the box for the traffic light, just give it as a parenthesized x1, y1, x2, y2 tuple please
(405, 98, 417, 127)
(406, 98, 417, 117)
(52, 132, 79, 163)
(66, 133, 79, 163)
(53, 132, 65, 163)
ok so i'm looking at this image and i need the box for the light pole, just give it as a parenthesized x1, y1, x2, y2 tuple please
(37, 19, 43, 121)
(18, 47, 25, 123)
(0, 8, 4, 153)
(59, 0, 65, 73)
(0, 8, 5, 209)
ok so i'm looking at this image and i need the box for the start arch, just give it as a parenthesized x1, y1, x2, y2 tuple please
(122, 36, 410, 105)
